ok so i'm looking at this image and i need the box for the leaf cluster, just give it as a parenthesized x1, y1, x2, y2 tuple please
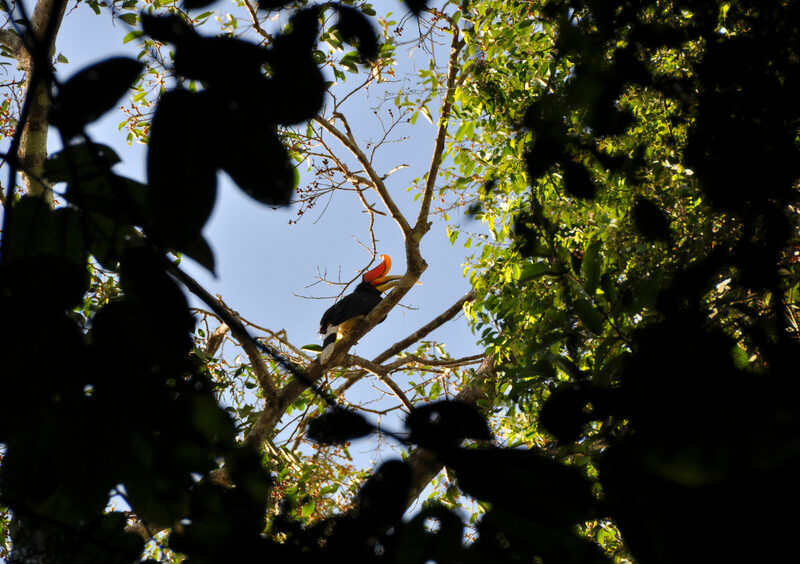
(452, 0, 800, 560)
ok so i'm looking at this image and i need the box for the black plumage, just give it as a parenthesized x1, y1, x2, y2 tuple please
(319, 281, 384, 335)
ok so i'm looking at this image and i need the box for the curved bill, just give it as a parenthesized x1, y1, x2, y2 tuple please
(363, 254, 403, 292)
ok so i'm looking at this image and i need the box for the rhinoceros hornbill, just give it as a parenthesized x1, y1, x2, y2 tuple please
(319, 254, 402, 362)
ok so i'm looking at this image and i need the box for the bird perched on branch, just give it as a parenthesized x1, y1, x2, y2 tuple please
(319, 254, 403, 363)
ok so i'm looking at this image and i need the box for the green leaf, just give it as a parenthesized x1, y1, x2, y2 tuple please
(119, 13, 137, 26)
(122, 30, 145, 44)
(573, 298, 604, 334)
(301, 500, 316, 517)
(581, 239, 602, 295)
(301, 344, 323, 352)
(519, 262, 549, 283)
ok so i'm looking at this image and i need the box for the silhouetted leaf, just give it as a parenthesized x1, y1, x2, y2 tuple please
(265, 7, 326, 125)
(140, 13, 193, 44)
(44, 142, 121, 184)
(177, 234, 216, 273)
(355, 460, 411, 530)
(446, 447, 598, 525)
(217, 111, 296, 206)
(85, 215, 142, 271)
(65, 175, 147, 227)
(146, 89, 216, 251)
(1, 198, 89, 309)
(307, 408, 374, 444)
(395, 505, 465, 562)
(226, 446, 273, 505)
(337, 6, 379, 61)
(562, 159, 596, 199)
(403, 0, 429, 16)
(50, 57, 144, 137)
(173, 35, 269, 89)
(257, 0, 295, 10)
(406, 400, 490, 449)
(632, 196, 672, 242)
(540, 386, 595, 443)
(183, 0, 216, 10)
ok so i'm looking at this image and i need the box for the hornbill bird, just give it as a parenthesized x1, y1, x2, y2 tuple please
(319, 254, 403, 363)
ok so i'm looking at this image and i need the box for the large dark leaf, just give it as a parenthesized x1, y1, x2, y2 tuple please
(183, 0, 217, 10)
(307, 408, 374, 444)
(265, 7, 326, 125)
(173, 35, 269, 90)
(50, 57, 144, 137)
(562, 159, 596, 199)
(257, 0, 296, 10)
(1, 197, 88, 309)
(445, 447, 598, 525)
(216, 103, 297, 206)
(540, 385, 596, 443)
(337, 6, 379, 61)
(44, 142, 121, 184)
(406, 400, 490, 449)
(140, 13, 193, 44)
(403, 0, 429, 16)
(394, 505, 465, 562)
(146, 89, 217, 253)
(65, 175, 148, 227)
(632, 195, 672, 243)
(355, 459, 411, 530)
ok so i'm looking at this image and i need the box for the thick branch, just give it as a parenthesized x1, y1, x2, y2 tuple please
(16, 0, 68, 205)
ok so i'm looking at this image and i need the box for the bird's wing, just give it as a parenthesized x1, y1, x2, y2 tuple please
(319, 292, 382, 334)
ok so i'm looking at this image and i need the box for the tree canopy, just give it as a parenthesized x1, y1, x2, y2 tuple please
(2, 0, 800, 562)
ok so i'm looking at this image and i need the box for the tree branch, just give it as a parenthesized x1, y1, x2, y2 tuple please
(17, 0, 68, 205)
(313, 114, 412, 237)
(374, 289, 476, 363)
(412, 22, 464, 236)
(346, 354, 414, 410)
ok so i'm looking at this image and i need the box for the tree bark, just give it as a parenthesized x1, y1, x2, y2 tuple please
(2, 0, 68, 206)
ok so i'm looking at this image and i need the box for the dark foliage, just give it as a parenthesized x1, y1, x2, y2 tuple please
(3, 0, 800, 562)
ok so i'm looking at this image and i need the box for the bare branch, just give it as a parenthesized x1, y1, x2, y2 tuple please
(214, 296, 279, 399)
(346, 354, 414, 410)
(313, 114, 412, 237)
(412, 21, 464, 236)
(384, 352, 484, 372)
(241, 0, 272, 43)
(374, 289, 476, 363)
